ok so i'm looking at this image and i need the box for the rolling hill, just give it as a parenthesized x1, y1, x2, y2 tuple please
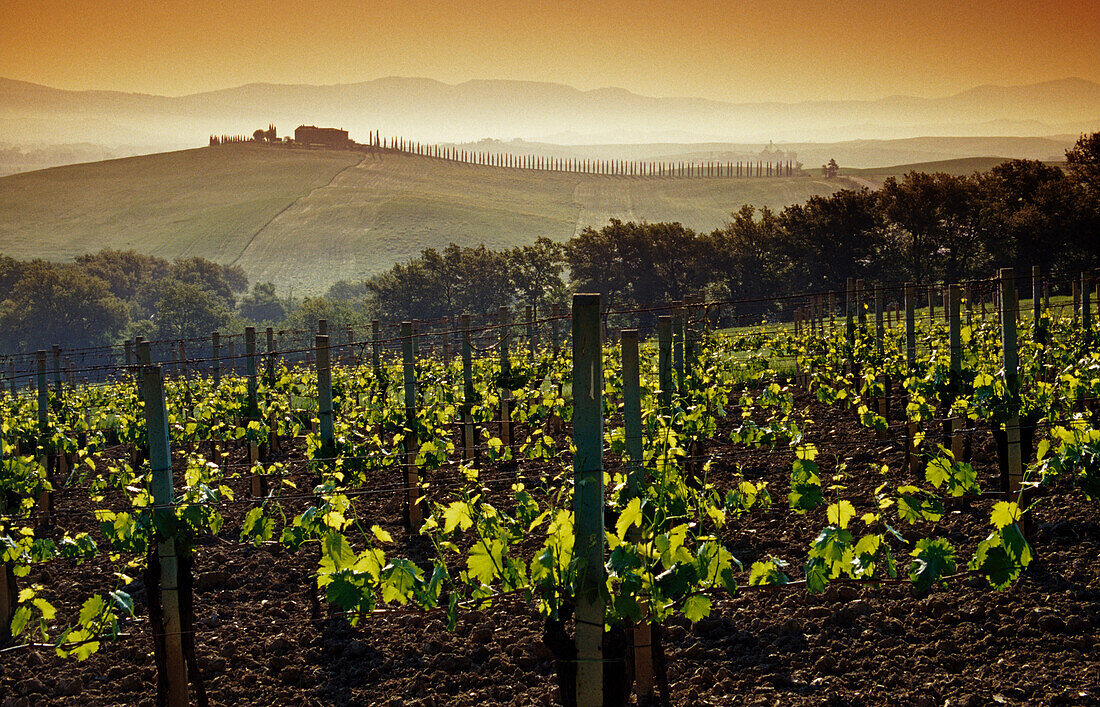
(0, 144, 845, 295)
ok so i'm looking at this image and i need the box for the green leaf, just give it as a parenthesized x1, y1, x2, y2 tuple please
(371, 525, 394, 543)
(78, 595, 106, 627)
(109, 590, 135, 617)
(827, 500, 856, 529)
(909, 538, 956, 592)
(467, 539, 503, 585)
(990, 501, 1022, 530)
(326, 573, 366, 610)
(682, 594, 711, 623)
(810, 526, 853, 567)
(319, 531, 357, 576)
(615, 497, 643, 540)
(382, 559, 422, 605)
(805, 556, 829, 594)
(442, 501, 474, 534)
(749, 559, 789, 586)
(69, 638, 100, 661)
(10, 605, 32, 636)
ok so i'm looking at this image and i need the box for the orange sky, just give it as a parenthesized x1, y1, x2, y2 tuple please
(2, 0, 1098, 102)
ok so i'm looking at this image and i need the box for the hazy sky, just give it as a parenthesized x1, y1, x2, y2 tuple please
(3, 0, 1098, 102)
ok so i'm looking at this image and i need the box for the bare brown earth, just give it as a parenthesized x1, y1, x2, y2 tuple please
(2, 385, 1098, 706)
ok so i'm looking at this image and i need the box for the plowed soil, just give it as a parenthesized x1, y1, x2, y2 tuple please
(3, 386, 1098, 706)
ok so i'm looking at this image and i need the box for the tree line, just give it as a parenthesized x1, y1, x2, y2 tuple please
(345, 133, 1100, 319)
(2, 133, 1097, 353)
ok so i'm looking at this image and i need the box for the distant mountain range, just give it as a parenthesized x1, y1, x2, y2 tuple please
(1, 75, 1097, 168)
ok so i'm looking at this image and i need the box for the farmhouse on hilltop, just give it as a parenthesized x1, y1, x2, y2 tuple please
(294, 125, 350, 149)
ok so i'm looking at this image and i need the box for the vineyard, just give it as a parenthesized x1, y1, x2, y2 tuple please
(1, 268, 1099, 706)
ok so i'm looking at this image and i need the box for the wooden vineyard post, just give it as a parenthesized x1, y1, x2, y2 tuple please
(1032, 267, 1046, 383)
(550, 304, 561, 356)
(1032, 266, 1043, 333)
(142, 365, 190, 707)
(572, 293, 604, 707)
(855, 279, 866, 332)
(948, 285, 964, 460)
(36, 351, 52, 523)
(874, 284, 888, 436)
(1082, 272, 1092, 346)
(498, 307, 513, 450)
(212, 332, 221, 388)
(125, 339, 134, 368)
(828, 291, 836, 332)
(621, 329, 654, 699)
(845, 278, 856, 365)
(672, 301, 685, 393)
(265, 327, 277, 455)
(621, 331, 644, 494)
(371, 320, 383, 391)
(50, 345, 62, 406)
(346, 326, 355, 366)
(0, 539, 14, 644)
(441, 319, 452, 366)
(460, 315, 476, 462)
(51, 345, 69, 480)
(658, 316, 673, 412)
(526, 304, 536, 363)
(315, 335, 335, 486)
(1000, 269, 1023, 496)
(0, 370, 13, 636)
(928, 285, 936, 326)
(265, 327, 276, 384)
(401, 322, 422, 529)
(245, 327, 264, 498)
(905, 283, 920, 474)
(133, 337, 148, 398)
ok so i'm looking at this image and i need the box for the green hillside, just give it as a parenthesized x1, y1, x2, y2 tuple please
(1, 144, 842, 294)
(844, 156, 1011, 178)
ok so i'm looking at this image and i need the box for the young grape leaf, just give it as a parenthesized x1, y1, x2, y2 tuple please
(909, 538, 956, 592)
(682, 594, 711, 623)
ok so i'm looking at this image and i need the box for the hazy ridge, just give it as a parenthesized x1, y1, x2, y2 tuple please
(1, 75, 1097, 163)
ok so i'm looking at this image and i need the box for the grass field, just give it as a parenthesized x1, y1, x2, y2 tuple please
(0, 144, 843, 294)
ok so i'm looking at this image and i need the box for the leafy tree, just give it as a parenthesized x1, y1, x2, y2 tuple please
(0, 262, 128, 350)
(566, 219, 710, 310)
(74, 249, 170, 301)
(878, 172, 980, 283)
(780, 189, 885, 289)
(367, 244, 512, 320)
(973, 160, 1081, 277)
(1066, 131, 1100, 194)
(505, 237, 567, 312)
(282, 297, 366, 334)
(169, 257, 248, 307)
(239, 282, 290, 324)
(327, 279, 373, 302)
(565, 221, 635, 309)
(705, 206, 788, 300)
(153, 280, 235, 340)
